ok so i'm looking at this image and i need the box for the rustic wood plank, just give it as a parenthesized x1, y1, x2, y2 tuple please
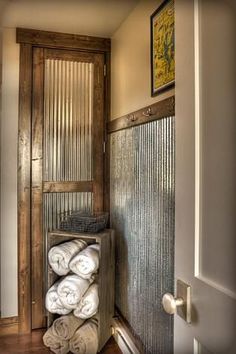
(104, 52, 111, 216)
(31, 47, 45, 329)
(98, 230, 115, 350)
(93, 53, 105, 212)
(43, 181, 93, 193)
(109, 231, 115, 324)
(16, 28, 111, 52)
(44, 48, 96, 62)
(98, 234, 110, 350)
(107, 96, 175, 134)
(18, 43, 32, 334)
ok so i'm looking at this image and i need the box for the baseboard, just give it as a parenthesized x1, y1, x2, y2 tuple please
(112, 317, 141, 354)
(0, 316, 19, 336)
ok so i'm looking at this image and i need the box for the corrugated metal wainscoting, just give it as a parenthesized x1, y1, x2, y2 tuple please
(110, 117, 175, 354)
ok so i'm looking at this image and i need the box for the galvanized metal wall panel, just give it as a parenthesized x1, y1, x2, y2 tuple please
(43, 192, 93, 233)
(43, 58, 93, 224)
(44, 59, 93, 182)
(110, 117, 175, 354)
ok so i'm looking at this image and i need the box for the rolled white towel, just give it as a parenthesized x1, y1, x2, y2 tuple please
(48, 239, 87, 276)
(69, 320, 98, 354)
(69, 244, 100, 280)
(73, 283, 99, 319)
(45, 281, 71, 315)
(57, 274, 91, 310)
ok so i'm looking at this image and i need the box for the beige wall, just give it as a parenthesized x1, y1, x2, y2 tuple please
(111, 0, 174, 120)
(1, 28, 19, 317)
(2, 0, 138, 38)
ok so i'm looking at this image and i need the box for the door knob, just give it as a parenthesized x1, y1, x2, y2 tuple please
(162, 293, 184, 314)
(162, 280, 191, 323)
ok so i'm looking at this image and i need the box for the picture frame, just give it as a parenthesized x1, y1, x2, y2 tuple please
(150, 0, 175, 96)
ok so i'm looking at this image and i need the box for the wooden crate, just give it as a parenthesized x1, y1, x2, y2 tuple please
(46, 229, 115, 352)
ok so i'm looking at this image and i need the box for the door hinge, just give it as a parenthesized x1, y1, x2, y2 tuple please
(104, 64, 107, 77)
(103, 141, 106, 153)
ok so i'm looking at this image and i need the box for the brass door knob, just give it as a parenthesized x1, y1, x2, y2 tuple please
(162, 293, 184, 315)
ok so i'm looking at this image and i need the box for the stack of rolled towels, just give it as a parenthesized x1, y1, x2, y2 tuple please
(44, 239, 100, 354)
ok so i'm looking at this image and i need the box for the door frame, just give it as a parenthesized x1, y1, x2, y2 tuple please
(17, 28, 111, 333)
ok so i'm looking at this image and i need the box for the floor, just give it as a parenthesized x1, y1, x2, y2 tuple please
(0, 330, 122, 354)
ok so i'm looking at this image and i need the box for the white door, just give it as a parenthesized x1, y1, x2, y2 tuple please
(171, 0, 236, 353)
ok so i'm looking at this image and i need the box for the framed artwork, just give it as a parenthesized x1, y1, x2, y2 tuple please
(151, 0, 175, 96)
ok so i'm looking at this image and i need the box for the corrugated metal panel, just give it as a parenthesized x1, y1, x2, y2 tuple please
(110, 117, 175, 354)
(43, 192, 93, 233)
(44, 59, 93, 182)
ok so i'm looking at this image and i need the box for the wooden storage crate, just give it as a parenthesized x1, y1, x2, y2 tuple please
(46, 229, 115, 352)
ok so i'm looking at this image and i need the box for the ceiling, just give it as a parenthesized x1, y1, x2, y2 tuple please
(0, 0, 139, 37)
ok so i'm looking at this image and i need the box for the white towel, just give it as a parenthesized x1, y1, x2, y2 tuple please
(73, 284, 99, 319)
(69, 244, 100, 280)
(43, 326, 69, 354)
(57, 274, 91, 310)
(45, 281, 71, 315)
(48, 239, 87, 276)
(52, 313, 85, 341)
(69, 320, 99, 354)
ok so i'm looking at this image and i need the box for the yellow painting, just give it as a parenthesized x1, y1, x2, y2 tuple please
(151, 0, 175, 95)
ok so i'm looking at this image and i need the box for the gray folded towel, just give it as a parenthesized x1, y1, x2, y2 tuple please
(69, 320, 99, 354)
(52, 313, 85, 341)
(43, 326, 69, 354)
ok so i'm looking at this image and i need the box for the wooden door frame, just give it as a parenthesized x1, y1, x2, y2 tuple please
(17, 28, 111, 333)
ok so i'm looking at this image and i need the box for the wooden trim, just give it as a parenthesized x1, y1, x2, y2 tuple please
(43, 181, 93, 193)
(31, 47, 45, 329)
(16, 28, 111, 52)
(0, 317, 19, 336)
(104, 51, 111, 216)
(107, 96, 175, 134)
(93, 53, 105, 211)
(44, 48, 97, 62)
(18, 43, 32, 334)
(0, 316, 19, 326)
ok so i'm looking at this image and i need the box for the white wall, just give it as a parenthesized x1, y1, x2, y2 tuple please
(111, 0, 174, 120)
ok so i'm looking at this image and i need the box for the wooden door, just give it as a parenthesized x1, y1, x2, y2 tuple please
(31, 47, 105, 328)
(172, 0, 236, 353)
